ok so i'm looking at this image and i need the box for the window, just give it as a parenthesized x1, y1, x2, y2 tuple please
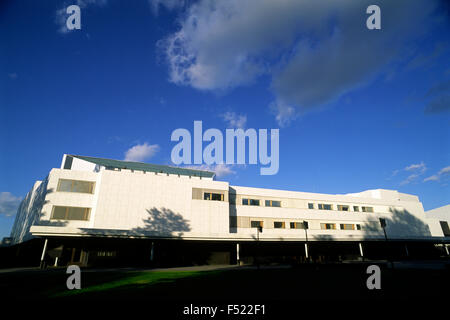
(440, 221, 450, 237)
(265, 200, 281, 207)
(362, 206, 374, 213)
(204, 192, 224, 201)
(308, 203, 314, 209)
(274, 221, 285, 229)
(353, 206, 359, 212)
(356, 224, 361, 230)
(57, 179, 95, 194)
(340, 224, 355, 230)
(251, 220, 263, 228)
(290, 222, 304, 229)
(337, 205, 349, 211)
(243, 198, 260, 206)
(318, 204, 332, 210)
(97, 251, 116, 257)
(51, 206, 91, 221)
(320, 223, 336, 230)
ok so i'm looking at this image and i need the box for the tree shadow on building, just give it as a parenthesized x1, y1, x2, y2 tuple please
(130, 207, 191, 237)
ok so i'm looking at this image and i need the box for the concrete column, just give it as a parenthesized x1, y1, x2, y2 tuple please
(304, 243, 309, 259)
(404, 244, 409, 257)
(445, 244, 449, 256)
(40, 238, 48, 269)
(236, 243, 240, 265)
(54, 257, 58, 267)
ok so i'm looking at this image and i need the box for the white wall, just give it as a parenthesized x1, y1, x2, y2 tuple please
(11, 156, 442, 243)
(30, 168, 230, 239)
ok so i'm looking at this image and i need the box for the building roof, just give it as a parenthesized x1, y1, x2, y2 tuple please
(70, 155, 215, 178)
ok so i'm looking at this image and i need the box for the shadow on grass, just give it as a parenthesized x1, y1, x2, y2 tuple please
(51, 270, 222, 299)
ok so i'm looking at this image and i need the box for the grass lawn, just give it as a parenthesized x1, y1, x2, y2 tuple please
(1, 263, 448, 303)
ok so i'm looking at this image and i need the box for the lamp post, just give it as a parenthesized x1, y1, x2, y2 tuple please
(379, 218, 394, 269)
(303, 221, 309, 263)
(255, 225, 263, 269)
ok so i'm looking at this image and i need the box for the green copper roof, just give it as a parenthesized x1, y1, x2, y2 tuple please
(69, 155, 215, 178)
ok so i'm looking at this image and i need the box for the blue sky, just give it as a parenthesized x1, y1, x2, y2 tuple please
(0, 0, 449, 239)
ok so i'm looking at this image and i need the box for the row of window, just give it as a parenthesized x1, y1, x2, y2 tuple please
(106, 167, 205, 179)
(57, 179, 377, 215)
(204, 192, 224, 201)
(250, 220, 361, 231)
(242, 198, 281, 207)
(309, 203, 373, 213)
(241, 197, 374, 213)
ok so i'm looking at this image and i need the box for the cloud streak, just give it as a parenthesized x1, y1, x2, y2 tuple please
(424, 166, 450, 182)
(397, 161, 427, 185)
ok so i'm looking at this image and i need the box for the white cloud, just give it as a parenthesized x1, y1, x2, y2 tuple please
(159, 0, 437, 125)
(400, 173, 420, 186)
(124, 143, 160, 162)
(404, 161, 427, 174)
(0, 192, 22, 217)
(185, 164, 235, 178)
(270, 100, 297, 127)
(221, 112, 247, 129)
(397, 161, 427, 185)
(424, 166, 450, 182)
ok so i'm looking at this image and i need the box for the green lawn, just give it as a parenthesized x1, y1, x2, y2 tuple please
(1, 263, 448, 303)
(52, 270, 215, 298)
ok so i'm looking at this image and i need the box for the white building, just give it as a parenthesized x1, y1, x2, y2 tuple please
(9, 154, 450, 266)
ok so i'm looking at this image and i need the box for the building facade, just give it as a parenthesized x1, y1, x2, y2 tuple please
(8, 154, 450, 266)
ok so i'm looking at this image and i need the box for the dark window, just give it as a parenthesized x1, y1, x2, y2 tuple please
(244, 199, 260, 206)
(204, 192, 224, 201)
(356, 224, 361, 230)
(308, 203, 314, 209)
(320, 223, 336, 230)
(265, 200, 281, 207)
(340, 224, 355, 230)
(353, 206, 360, 212)
(440, 221, 450, 237)
(318, 204, 332, 210)
(251, 221, 263, 228)
(274, 221, 285, 229)
(63, 156, 73, 169)
(290, 222, 304, 229)
(362, 206, 374, 213)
